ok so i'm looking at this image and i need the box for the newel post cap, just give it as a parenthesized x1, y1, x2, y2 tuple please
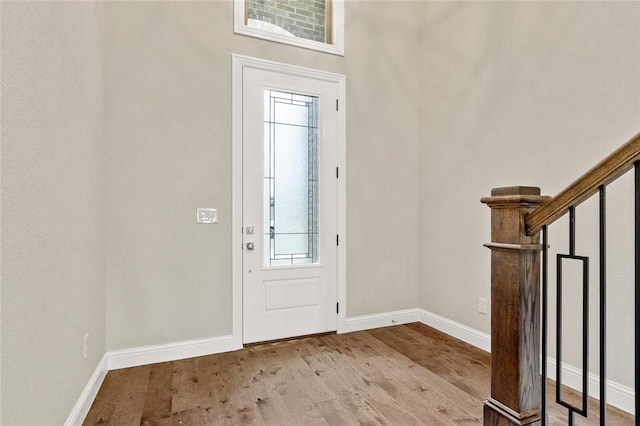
(489, 186, 540, 197)
(481, 186, 550, 209)
(481, 186, 550, 244)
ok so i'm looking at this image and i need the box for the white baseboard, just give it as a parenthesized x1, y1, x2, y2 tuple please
(418, 308, 491, 352)
(342, 308, 491, 352)
(64, 354, 108, 426)
(347, 308, 633, 415)
(69, 310, 635, 424)
(342, 308, 420, 333)
(107, 334, 234, 370)
(547, 358, 634, 414)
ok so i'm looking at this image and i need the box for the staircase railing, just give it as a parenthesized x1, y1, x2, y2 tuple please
(482, 132, 640, 425)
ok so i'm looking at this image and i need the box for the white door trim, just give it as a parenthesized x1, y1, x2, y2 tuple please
(231, 54, 347, 349)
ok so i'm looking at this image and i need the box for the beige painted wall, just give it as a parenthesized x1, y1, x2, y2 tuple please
(418, 1, 640, 387)
(104, 0, 422, 350)
(1, 2, 107, 424)
(344, 1, 422, 316)
(2, 1, 639, 423)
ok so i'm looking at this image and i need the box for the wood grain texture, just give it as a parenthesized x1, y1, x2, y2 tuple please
(83, 324, 633, 425)
(483, 187, 548, 424)
(526, 132, 640, 235)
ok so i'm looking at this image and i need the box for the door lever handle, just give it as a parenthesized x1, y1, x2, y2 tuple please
(246, 242, 255, 251)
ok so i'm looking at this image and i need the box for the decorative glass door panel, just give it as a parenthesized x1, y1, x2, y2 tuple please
(240, 63, 339, 344)
(263, 90, 319, 267)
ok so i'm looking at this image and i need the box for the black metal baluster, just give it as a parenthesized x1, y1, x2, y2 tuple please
(599, 185, 607, 425)
(570, 206, 576, 256)
(556, 251, 564, 405)
(582, 252, 590, 418)
(635, 160, 640, 426)
(577, 253, 589, 417)
(557, 208, 576, 406)
(542, 225, 549, 425)
(556, 208, 577, 405)
(557, 205, 589, 422)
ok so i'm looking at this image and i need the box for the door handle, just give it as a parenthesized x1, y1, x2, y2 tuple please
(246, 242, 255, 251)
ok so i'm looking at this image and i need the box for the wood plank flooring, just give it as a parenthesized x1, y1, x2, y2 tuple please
(84, 323, 634, 425)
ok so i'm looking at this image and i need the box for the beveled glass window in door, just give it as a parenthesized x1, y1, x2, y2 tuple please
(263, 90, 319, 267)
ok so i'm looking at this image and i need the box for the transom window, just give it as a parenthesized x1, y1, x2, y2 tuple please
(234, 0, 344, 56)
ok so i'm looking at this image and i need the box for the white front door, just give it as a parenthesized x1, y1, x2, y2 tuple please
(241, 66, 340, 344)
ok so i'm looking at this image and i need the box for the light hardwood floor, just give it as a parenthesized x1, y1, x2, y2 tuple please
(84, 323, 633, 425)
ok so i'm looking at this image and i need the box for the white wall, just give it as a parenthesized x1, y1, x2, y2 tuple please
(1, 2, 106, 424)
(418, 1, 640, 388)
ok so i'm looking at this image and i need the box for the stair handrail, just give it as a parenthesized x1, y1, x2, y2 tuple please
(482, 130, 640, 425)
(526, 132, 640, 235)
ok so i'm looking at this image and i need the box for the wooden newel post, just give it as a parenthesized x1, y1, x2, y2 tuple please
(481, 187, 550, 426)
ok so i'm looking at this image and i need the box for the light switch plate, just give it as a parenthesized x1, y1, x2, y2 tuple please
(197, 208, 218, 224)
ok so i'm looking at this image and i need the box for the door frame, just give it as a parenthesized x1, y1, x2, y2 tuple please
(231, 54, 347, 349)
